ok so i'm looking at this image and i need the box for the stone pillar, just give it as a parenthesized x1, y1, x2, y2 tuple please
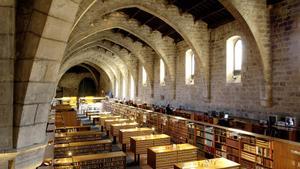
(0, 0, 14, 152)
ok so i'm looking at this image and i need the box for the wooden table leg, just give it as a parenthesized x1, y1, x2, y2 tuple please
(101, 126, 104, 132)
(113, 136, 117, 144)
(106, 130, 109, 137)
(134, 153, 136, 163)
(122, 144, 126, 152)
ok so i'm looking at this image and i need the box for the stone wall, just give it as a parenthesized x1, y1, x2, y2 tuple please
(136, 0, 300, 121)
(57, 71, 112, 97)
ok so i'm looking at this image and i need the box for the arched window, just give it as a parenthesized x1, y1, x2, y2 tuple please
(130, 75, 135, 100)
(160, 59, 166, 86)
(185, 49, 195, 85)
(234, 39, 243, 75)
(142, 66, 147, 86)
(226, 36, 243, 83)
(115, 80, 118, 98)
(122, 78, 126, 99)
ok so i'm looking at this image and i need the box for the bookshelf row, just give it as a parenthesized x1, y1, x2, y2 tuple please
(105, 101, 279, 169)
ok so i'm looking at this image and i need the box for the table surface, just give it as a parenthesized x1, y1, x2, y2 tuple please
(174, 158, 241, 169)
(99, 115, 121, 119)
(55, 126, 90, 130)
(111, 122, 138, 127)
(54, 151, 126, 164)
(105, 119, 129, 122)
(119, 127, 152, 133)
(131, 134, 170, 141)
(72, 151, 126, 162)
(148, 143, 197, 153)
(55, 131, 102, 137)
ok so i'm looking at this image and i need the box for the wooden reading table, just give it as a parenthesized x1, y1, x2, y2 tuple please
(119, 127, 153, 151)
(110, 122, 139, 143)
(147, 143, 197, 169)
(130, 134, 171, 163)
(174, 157, 241, 169)
(104, 118, 131, 135)
(99, 115, 121, 125)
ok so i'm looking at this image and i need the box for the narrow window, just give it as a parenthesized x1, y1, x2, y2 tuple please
(130, 75, 134, 99)
(226, 36, 243, 83)
(122, 78, 126, 99)
(185, 49, 195, 85)
(160, 59, 166, 86)
(142, 66, 147, 86)
(234, 39, 242, 76)
(115, 81, 118, 98)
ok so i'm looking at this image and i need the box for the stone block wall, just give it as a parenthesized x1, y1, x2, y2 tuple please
(136, 0, 300, 121)
(57, 71, 112, 97)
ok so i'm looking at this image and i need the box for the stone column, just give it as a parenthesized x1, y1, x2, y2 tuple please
(0, 0, 15, 155)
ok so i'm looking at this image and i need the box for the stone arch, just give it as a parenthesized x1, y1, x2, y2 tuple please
(68, 12, 176, 95)
(68, 12, 177, 98)
(67, 30, 155, 96)
(78, 64, 99, 88)
(71, 0, 210, 99)
(67, 40, 139, 97)
(59, 56, 117, 97)
(60, 48, 129, 98)
(69, 46, 131, 99)
(10, 0, 82, 167)
(219, 0, 272, 107)
(68, 40, 136, 82)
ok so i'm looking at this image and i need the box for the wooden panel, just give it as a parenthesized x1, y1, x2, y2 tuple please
(110, 122, 138, 136)
(273, 140, 300, 169)
(130, 134, 171, 154)
(147, 144, 197, 169)
(119, 128, 153, 145)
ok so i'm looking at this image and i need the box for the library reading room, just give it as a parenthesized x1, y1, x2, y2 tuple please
(0, 0, 299, 169)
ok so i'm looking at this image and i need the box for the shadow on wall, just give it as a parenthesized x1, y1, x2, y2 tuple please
(78, 77, 97, 97)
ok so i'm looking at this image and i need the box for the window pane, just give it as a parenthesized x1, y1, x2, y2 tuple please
(234, 40, 242, 70)
(142, 66, 147, 86)
(160, 59, 165, 85)
(130, 75, 134, 99)
(122, 78, 126, 98)
(191, 53, 195, 76)
(115, 81, 118, 98)
(185, 49, 195, 84)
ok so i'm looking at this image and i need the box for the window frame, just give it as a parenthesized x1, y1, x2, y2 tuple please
(226, 36, 243, 83)
(160, 58, 166, 86)
(185, 49, 195, 85)
(142, 66, 147, 86)
(233, 39, 242, 77)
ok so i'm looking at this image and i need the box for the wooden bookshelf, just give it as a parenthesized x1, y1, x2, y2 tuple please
(166, 116, 188, 144)
(147, 143, 197, 169)
(174, 157, 241, 169)
(53, 151, 126, 169)
(106, 101, 300, 169)
(54, 139, 112, 158)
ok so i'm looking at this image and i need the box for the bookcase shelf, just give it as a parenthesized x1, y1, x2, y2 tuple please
(54, 140, 112, 158)
(106, 102, 283, 169)
(53, 151, 126, 169)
